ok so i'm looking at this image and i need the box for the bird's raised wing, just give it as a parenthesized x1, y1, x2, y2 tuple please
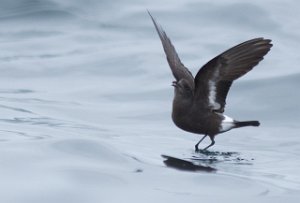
(194, 38, 272, 112)
(148, 12, 194, 88)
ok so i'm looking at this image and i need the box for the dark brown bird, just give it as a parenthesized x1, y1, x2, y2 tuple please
(148, 12, 272, 151)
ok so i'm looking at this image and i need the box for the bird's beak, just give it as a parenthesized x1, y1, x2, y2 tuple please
(172, 81, 177, 87)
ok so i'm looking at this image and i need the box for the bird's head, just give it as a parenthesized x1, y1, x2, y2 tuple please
(172, 79, 194, 99)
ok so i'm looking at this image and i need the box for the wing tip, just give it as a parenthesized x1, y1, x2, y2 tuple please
(147, 10, 154, 21)
(252, 37, 273, 48)
(147, 11, 167, 40)
(256, 38, 273, 54)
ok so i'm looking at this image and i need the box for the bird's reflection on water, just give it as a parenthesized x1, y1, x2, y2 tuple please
(162, 151, 253, 172)
(162, 155, 217, 172)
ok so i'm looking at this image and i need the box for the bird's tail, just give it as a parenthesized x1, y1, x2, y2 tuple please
(234, 120, 260, 128)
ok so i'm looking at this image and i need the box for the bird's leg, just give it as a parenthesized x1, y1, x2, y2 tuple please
(195, 134, 207, 152)
(203, 136, 215, 151)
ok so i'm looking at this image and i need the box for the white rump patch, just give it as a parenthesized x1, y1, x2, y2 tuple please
(208, 80, 220, 110)
(220, 115, 235, 132)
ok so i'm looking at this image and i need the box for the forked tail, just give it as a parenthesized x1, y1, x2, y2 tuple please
(234, 120, 260, 128)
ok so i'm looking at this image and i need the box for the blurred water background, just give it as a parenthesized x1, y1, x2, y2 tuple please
(0, 0, 299, 202)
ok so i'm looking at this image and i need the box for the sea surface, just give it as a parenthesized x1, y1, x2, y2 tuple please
(0, 0, 299, 202)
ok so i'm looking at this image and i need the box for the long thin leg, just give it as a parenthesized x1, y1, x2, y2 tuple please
(195, 134, 207, 152)
(203, 136, 215, 151)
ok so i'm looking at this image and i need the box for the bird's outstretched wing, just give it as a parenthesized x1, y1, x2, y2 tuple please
(148, 11, 194, 88)
(194, 38, 272, 112)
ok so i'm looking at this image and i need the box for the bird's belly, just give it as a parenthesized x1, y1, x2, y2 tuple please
(172, 113, 219, 135)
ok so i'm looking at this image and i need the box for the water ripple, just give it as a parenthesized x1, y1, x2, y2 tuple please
(0, 129, 51, 141)
(0, 116, 106, 132)
(0, 104, 35, 114)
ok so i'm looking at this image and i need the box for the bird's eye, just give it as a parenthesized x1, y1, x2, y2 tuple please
(183, 84, 191, 91)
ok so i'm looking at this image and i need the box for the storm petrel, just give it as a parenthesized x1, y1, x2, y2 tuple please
(148, 12, 272, 151)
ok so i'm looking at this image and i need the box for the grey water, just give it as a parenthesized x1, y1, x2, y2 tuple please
(0, 0, 299, 202)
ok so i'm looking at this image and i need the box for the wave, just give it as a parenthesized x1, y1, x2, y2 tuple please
(0, 0, 76, 21)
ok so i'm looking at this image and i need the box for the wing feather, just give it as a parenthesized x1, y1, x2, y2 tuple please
(194, 38, 272, 112)
(148, 11, 194, 88)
